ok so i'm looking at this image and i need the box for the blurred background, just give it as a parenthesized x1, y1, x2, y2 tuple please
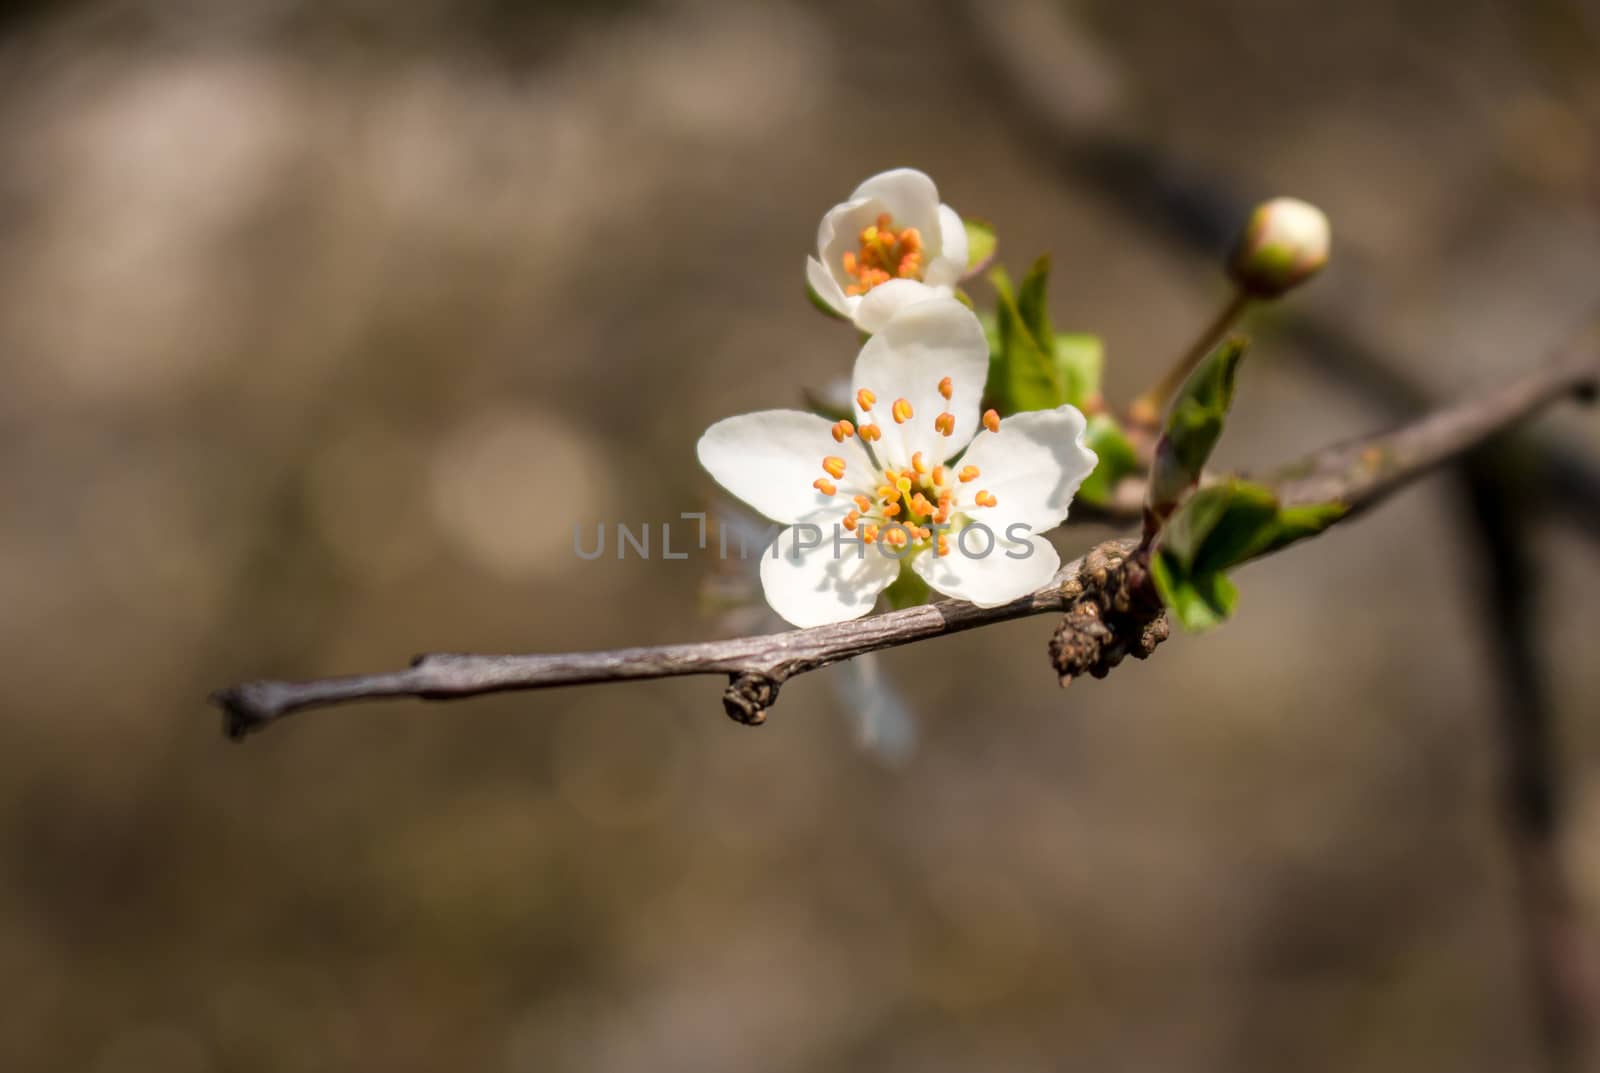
(2, 0, 1599, 1070)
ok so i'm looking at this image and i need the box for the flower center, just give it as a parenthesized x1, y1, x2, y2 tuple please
(811, 387, 1002, 558)
(841, 213, 924, 297)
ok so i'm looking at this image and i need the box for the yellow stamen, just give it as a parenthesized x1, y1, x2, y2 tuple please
(982, 409, 1001, 434)
(895, 476, 912, 494)
(891, 398, 914, 424)
(958, 465, 980, 483)
(841, 215, 931, 297)
(822, 456, 847, 479)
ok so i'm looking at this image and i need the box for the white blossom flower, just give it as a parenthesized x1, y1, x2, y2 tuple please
(697, 298, 1098, 627)
(805, 168, 970, 333)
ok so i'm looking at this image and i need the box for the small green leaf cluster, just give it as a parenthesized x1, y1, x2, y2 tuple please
(980, 256, 1139, 509)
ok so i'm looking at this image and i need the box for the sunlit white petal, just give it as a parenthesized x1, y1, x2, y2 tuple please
(760, 520, 901, 627)
(851, 297, 988, 468)
(854, 278, 943, 335)
(850, 168, 941, 231)
(698, 410, 875, 525)
(806, 255, 852, 320)
(953, 405, 1098, 533)
(924, 203, 969, 287)
(911, 533, 1061, 608)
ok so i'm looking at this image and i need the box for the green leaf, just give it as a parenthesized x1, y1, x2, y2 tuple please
(1151, 480, 1278, 632)
(963, 218, 998, 277)
(1146, 337, 1250, 519)
(1165, 336, 1247, 475)
(987, 263, 1065, 413)
(1150, 480, 1347, 632)
(1075, 415, 1139, 506)
(1248, 500, 1348, 558)
(1054, 333, 1103, 410)
(1017, 256, 1053, 348)
(1150, 550, 1238, 631)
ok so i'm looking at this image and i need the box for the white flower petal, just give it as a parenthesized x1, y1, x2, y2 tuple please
(850, 168, 942, 232)
(854, 278, 944, 335)
(760, 521, 901, 627)
(923, 203, 968, 287)
(954, 404, 1098, 534)
(816, 196, 868, 261)
(912, 533, 1061, 608)
(806, 255, 853, 320)
(698, 410, 876, 525)
(851, 297, 989, 468)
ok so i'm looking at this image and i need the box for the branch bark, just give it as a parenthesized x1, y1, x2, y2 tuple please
(213, 353, 1596, 739)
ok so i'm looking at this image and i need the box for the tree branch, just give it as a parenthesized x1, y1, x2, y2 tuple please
(213, 352, 1596, 739)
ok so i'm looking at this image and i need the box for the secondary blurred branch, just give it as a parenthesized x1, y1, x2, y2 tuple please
(214, 351, 1595, 738)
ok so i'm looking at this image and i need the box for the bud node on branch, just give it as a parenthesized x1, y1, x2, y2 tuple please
(723, 673, 781, 726)
(1050, 542, 1169, 686)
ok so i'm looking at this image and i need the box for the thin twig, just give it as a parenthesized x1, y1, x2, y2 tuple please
(212, 353, 1596, 739)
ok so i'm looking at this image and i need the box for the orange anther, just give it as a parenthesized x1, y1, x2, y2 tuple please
(853, 494, 873, 513)
(891, 398, 914, 424)
(863, 525, 879, 544)
(931, 465, 947, 486)
(910, 493, 934, 516)
(937, 535, 951, 557)
(958, 465, 980, 483)
(937, 376, 953, 400)
(911, 451, 927, 474)
(831, 420, 855, 442)
(857, 388, 876, 411)
(859, 423, 881, 442)
(975, 490, 998, 508)
(882, 502, 901, 518)
(842, 512, 859, 531)
(982, 409, 1001, 433)
(934, 412, 956, 436)
(813, 478, 837, 496)
(822, 456, 847, 479)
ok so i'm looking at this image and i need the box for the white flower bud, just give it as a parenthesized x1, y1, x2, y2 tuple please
(1228, 197, 1330, 298)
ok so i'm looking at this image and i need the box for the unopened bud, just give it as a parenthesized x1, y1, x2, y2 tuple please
(1228, 197, 1330, 298)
